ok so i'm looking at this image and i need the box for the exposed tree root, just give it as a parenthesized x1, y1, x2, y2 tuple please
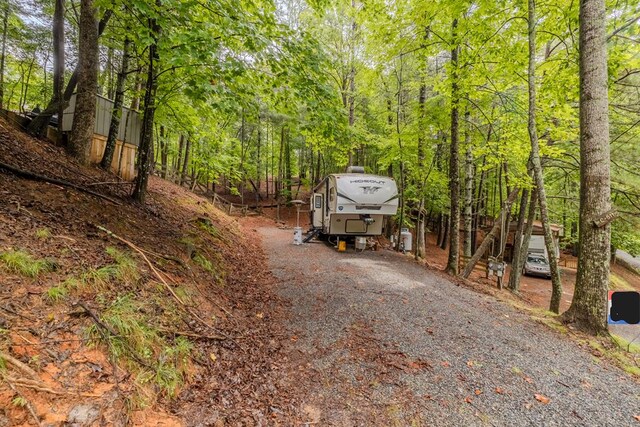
(0, 161, 122, 205)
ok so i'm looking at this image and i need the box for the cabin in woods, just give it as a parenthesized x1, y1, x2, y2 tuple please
(61, 94, 142, 181)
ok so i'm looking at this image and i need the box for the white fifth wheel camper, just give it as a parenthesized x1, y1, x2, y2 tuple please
(309, 169, 398, 239)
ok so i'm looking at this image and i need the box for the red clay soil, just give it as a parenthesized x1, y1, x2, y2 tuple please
(0, 118, 303, 425)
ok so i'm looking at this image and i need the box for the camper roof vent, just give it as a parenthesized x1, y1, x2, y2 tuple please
(346, 165, 365, 174)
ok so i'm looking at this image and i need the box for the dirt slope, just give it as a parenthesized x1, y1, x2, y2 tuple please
(0, 119, 300, 425)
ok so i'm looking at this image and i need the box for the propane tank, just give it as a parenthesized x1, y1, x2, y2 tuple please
(293, 227, 303, 245)
(400, 228, 412, 252)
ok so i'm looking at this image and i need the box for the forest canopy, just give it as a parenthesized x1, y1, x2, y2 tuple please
(1, 1, 638, 255)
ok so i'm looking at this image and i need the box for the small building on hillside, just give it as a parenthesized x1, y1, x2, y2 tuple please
(62, 94, 141, 181)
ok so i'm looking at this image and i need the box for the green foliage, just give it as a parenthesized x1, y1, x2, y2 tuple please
(86, 293, 193, 398)
(0, 249, 53, 278)
(192, 253, 213, 272)
(11, 396, 27, 408)
(46, 247, 139, 304)
(35, 228, 51, 240)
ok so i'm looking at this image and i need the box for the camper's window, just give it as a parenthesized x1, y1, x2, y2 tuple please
(330, 188, 335, 202)
(314, 195, 322, 208)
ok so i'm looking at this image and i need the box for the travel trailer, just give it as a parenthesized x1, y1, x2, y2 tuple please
(308, 168, 398, 240)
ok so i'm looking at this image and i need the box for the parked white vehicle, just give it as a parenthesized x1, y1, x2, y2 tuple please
(309, 169, 398, 238)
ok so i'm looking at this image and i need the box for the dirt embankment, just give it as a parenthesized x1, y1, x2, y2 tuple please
(0, 118, 299, 426)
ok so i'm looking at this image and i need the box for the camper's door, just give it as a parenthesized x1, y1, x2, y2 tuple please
(312, 193, 324, 228)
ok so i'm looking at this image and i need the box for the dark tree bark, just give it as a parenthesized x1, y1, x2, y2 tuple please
(562, 0, 611, 334)
(527, 0, 562, 313)
(446, 18, 461, 275)
(68, 0, 99, 164)
(180, 137, 191, 186)
(176, 134, 184, 181)
(159, 125, 168, 178)
(100, 37, 130, 170)
(0, 2, 8, 109)
(27, 9, 112, 137)
(52, 0, 65, 137)
(132, 3, 160, 203)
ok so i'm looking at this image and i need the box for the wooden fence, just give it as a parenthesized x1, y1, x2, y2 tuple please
(560, 258, 578, 269)
(212, 193, 249, 216)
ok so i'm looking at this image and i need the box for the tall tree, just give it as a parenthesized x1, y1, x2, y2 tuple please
(0, 1, 9, 109)
(446, 18, 460, 275)
(527, 0, 562, 313)
(27, 10, 112, 137)
(68, 0, 99, 164)
(100, 36, 130, 169)
(52, 0, 64, 137)
(562, 0, 611, 333)
(132, 1, 161, 203)
(463, 110, 473, 258)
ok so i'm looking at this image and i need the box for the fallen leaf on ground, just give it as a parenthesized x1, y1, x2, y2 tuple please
(466, 360, 474, 367)
(474, 389, 482, 395)
(464, 396, 473, 403)
(441, 361, 450, 368)
(524, 376, 533, 384)
(495, 387, 505, 394)
(534, 394, 551, 404)
(633, 415, 640, 421)
(209, 353, 217, 362)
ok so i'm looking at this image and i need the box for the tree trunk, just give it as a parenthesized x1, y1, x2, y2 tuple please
(180, 137, 191, 186)
(176, 134, 184, 182)
(52, 0, 65, 138)
(0, 2, 8, 109)
(562, 0, 611, 334)
(439, 215, 449, 250)
(527, 0, 562, 313)
(462, 187, 520, 278)
(446, 18, 461, 275)
(68, 0, 99, 165)
(511, 186, 537, 292)
(27, 9, 112, 137)
(160, 125, 168, 178)
(508, 187, 529, 291)
(100, 37, 130, 170)
(285, 128, 292, 201)
(132, 3, 160, 203)
(463, 110, 473, 258)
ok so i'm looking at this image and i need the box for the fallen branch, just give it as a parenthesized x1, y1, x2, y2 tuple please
(0, 161, 122, 205)
(3, 376, 41, 426)
(77, 301, 153, 370)
(6, 375, 101, 397)
(93, 225, 186, 306)
(92, 225, 240, 347)
(0, 351, 39, 380)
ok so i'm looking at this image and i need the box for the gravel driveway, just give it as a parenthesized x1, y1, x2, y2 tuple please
(259, 226, 640, 426)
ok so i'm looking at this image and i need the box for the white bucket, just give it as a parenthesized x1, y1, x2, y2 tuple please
(293, 227, 303, 245)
